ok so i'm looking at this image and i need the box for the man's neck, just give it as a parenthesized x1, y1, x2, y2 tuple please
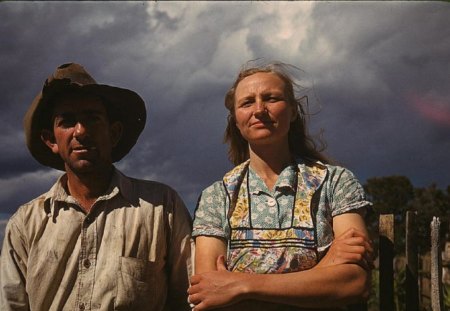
(65, 166, 114, 213)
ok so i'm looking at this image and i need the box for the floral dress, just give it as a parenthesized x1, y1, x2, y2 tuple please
(193, 158, 371, 275)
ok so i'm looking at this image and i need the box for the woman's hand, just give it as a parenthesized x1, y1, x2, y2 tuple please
(188, 256, 247, 310)
(316, 227, 374, 270)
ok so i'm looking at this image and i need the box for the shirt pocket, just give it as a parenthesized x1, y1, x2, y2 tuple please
(114, 256, 165, 311)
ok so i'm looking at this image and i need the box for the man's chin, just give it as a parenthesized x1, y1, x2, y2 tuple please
(67, 160, 99, 173)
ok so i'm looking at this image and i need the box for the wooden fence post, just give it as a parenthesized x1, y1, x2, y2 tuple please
(379, 214, 395, 311)
(406, 211, 419, 310)
(430, 217, 443, 311)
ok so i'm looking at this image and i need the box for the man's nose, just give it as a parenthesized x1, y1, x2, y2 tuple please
(74, 121, 88, 139)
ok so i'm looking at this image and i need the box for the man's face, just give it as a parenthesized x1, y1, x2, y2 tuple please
(42, 96, 122, 174)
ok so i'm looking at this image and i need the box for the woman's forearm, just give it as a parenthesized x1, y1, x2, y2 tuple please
(242, 263, 370, 308)
(189, 255, 370, 310)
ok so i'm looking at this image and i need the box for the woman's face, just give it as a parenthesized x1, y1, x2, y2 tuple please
(234, 72, 297, 147)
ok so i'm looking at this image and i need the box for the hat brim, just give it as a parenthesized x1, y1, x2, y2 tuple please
(24, 82, 146, 171)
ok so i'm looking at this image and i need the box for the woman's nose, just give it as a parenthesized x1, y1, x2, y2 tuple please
(254, 100, 267, 116)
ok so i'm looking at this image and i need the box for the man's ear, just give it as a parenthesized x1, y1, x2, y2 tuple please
(41, 129, 59, 154)
(110, 121, 123, 147)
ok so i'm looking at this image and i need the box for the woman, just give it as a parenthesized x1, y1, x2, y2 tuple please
(189, 62, 373, 310)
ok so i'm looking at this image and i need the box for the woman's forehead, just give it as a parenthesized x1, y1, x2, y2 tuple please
(236, 72, 285, 95)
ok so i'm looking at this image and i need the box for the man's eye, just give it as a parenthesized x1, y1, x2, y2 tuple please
(57, 118, 76, 128)
(86, 115, 101, 123)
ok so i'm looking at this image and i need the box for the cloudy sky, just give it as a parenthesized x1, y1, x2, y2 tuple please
(1, 1, 449, 225)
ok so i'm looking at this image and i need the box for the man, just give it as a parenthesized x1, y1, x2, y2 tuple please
(0, 63, 193, 311)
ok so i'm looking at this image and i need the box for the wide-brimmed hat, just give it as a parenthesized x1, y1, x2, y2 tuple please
(24, 62, 147, 170)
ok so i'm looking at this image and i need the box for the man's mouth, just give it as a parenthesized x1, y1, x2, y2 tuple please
(72, 145, 96, 153)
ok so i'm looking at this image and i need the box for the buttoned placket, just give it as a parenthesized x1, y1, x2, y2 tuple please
(249, 187, 283, 228)
(75, 207, 98, 311)
(271, 191, 283, 228)
(249, 169, 291, 229)
(255, 188, 296, 229)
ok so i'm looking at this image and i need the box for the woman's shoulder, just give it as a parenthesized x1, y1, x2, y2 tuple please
(200, 180, 227, 200)
(323, 163, 361, 184)
(297, 158, 358, 180)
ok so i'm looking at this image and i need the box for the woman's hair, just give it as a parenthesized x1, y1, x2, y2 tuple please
(224, 61, 331, 166)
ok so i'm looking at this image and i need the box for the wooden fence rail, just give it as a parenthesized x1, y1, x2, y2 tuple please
(377, 212, 444, 311)
(430, 217, 444, 310)
(350, 212, 444, 311)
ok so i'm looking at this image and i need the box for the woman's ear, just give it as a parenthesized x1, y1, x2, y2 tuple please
(41, 129, 59, 154)
(110, 121, 123, 147)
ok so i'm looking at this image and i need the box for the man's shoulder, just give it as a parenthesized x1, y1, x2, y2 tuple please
(124, 175, 180, 197)
(118, 173, 187, 211)
(7, 190, 51, 230)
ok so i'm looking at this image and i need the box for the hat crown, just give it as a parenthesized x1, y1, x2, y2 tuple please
(49, 63, 97, 86)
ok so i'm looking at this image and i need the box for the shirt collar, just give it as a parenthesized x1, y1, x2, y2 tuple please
(248, 164, 297, 195)
(275, 164, 297, 190)
(44, 167, 136, 214)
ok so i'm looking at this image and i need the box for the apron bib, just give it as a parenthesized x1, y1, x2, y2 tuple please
(223, 160, 327, 274)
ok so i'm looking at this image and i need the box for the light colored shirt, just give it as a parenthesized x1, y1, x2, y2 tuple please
(193, 159, 371, 274)
(0, 169, 193, 311)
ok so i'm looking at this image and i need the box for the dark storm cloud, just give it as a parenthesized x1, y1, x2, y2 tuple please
(1, 1, 449, 217)
(300, 2, 450, 188)
(0, 1, 248, 213)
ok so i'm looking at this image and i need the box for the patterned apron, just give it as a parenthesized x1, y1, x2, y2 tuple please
(222, 159, 327, 274)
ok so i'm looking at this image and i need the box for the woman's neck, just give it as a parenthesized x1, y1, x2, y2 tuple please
(248, 142, 293, 191)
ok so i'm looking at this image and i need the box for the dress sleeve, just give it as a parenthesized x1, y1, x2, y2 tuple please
(0, 214, 30, 311)
(327, 167, 372, 217)
(192, 181, 228, 239)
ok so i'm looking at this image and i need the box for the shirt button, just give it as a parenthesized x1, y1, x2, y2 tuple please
(267, 198, 276, 207)
(83, 259, 91, 268)
(79, 303, 85, 310)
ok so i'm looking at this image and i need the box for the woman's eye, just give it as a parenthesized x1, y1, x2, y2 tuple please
(240, 100, 253, 108)
(267, 96, 282, 103)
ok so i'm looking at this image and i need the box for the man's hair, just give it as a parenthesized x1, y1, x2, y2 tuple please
(224, 61, 330, 165)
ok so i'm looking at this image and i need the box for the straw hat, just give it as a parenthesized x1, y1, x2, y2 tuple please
(24, 63, 146, 170)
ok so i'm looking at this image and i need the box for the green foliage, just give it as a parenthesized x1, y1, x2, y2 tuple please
(367, 268, 407, 311)
(394, 267, 406, 311)
(368, 269, 379, 310)
(445, 284, 450, 308)
(364, 176, 414, 216)
(363, 176, 449, 310)
(409, 184, 450, 253)
(364, 176, 450, 255)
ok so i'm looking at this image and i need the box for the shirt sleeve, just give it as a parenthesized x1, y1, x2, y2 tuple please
(165, 191, 193, 311)
(0, 214, 30, 311)
(192, 181, 228, 239)
(327, 167, 372, 217)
